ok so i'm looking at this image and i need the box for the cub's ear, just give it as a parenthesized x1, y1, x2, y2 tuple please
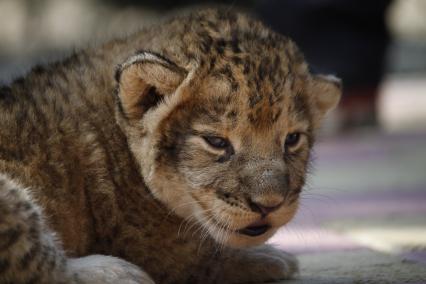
(310, 74, 342, 124)
(116, 51, 187, 120)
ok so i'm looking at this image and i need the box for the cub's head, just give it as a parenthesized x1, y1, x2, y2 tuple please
(115, 10, 341, 247)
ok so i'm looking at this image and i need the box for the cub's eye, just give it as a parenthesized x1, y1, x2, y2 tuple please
(285, 132, 301, 148)
(203, 136, 230, 149)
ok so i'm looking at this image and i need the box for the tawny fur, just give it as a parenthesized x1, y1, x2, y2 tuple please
(0, 9, 340, 283)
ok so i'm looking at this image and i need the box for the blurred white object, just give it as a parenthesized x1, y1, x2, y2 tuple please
(378, 75, 426, 132)
(388, 0, 426, 40)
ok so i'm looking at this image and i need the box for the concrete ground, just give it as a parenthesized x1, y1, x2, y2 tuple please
(268, 130, 426, 283)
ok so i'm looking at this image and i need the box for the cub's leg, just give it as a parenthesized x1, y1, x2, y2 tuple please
(0, 174, 66, 283)
(0, 174, 154, 284)
(221, 245, 299, 283)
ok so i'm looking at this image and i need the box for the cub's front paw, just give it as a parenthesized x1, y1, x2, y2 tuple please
(68, 255, 155, 284)
(224, 245, 299, 283)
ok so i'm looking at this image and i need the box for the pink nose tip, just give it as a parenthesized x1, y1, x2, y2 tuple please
(248, 200, 283, 216)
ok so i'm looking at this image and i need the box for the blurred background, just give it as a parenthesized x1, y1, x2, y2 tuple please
(1, 0, 425, 282)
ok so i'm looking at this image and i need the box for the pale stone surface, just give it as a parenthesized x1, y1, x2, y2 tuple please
(326, 216, 426, 254)
(278, 250, 426, 284)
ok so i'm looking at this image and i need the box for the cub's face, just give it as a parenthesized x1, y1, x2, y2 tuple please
(115, 11, 341, 247)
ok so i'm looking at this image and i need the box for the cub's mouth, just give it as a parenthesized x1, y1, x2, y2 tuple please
(210, 214, 272, 237)
(238, 224, 270, 236)
(204, 213, 286, 247)
(237, 220, 271, 237)
(193, 194, 299, 247)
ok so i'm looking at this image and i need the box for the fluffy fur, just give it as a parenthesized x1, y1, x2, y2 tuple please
(0, 9, 340, 283)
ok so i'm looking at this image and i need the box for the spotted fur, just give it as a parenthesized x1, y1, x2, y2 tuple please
(0, 9, 340, 283)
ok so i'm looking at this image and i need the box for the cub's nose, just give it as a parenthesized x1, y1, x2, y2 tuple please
(248, 196, 284, 216)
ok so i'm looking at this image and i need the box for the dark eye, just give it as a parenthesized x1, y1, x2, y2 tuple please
(203, 136, 230, 149)
(285, 132, 301, 148)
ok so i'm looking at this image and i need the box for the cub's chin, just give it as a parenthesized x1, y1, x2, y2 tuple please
(189, 199, 300, 248)
(221, 227, 278, 248)
(201, 218, 279, 248)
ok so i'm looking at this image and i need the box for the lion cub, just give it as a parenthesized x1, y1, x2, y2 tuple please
(0, 8, 340, 284)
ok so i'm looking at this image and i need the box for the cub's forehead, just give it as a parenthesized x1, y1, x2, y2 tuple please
(174, 9, 313, 130)
(196, 63, 311, 133)
(179, 9, 309, 79)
